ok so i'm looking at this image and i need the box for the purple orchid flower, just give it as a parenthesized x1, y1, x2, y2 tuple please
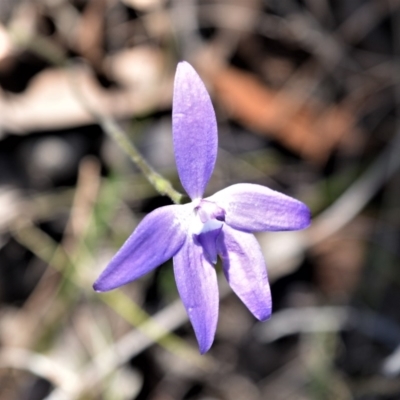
(94, 62, 311, 354)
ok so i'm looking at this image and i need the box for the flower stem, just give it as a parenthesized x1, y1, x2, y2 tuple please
(99, 117, 183, 204)
(9, 29, 183, 204)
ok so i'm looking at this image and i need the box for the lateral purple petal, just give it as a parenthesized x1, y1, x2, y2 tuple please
(173, 62, 218, 200)
(173, 239, 219, 354)
(94, 205, 189, 292)
(208, 183, 311, 232)
(217, 225, 272, 321)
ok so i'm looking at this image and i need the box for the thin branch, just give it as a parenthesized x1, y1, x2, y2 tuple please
(0, 348, 79, 394)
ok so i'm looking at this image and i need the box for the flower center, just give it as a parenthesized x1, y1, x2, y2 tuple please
(193, 200, 225, 264)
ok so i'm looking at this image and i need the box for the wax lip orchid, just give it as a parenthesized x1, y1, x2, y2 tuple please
(94, 62, 311, 354)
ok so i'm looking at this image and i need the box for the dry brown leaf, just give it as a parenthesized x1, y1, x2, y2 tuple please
(75, 0, 106, 65)
(0, 3, 39, 71)
(203, 64, 362, 164)
(0, 47, 171, 133)
(0, 24, 13, 63)
(198, 1, 260, 32)
(121, 0, 166, 12)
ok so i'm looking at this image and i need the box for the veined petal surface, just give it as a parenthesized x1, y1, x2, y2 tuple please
(94, 205, 191, 292)
(173, 62, 218, 200)
(173, 238, 219, 354)
(217, 225, 272, 321)
(208, 183, 311, 232)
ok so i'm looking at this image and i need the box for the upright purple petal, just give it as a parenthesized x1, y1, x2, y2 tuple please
(217, 225, 272, 321)
(208, 183, 311, 232)
(173, 238, 219, 354)
(173, 62, 218, 200)
(94, 205, 191, 292)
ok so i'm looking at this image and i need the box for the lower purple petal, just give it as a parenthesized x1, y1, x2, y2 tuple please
(207, 183, 311, 232)
(173, 238, 219, 354)
(94, 205, 190, 292)
(217, 225, 272, 321)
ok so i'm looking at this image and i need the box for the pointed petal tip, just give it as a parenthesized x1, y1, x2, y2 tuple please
(297, 202, 312, 230)
(194, 324, 216, 355)
(176, 60, 192, 71)
(256, 308, 272, 322)
(93, 275, 117, 292)
(175, 62, 200, 81)
(93, 280, 106, 293)
(199, 341, 212, 355)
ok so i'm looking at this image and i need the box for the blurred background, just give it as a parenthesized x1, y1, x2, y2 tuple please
(0, 0, 400, 399)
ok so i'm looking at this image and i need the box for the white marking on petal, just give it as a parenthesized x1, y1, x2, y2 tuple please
(201, 219, 223, 234)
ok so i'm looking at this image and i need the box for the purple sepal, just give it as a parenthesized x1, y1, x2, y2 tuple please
(208, 183, 311, 232)
(173, 238, 219, 354)
(173, 62, 218, 200)
(94, 205, 189, 292)
(218, 225, 272, 321)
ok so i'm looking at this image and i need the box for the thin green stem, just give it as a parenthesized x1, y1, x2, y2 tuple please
(9, 30, 183, 204)
(99, 117, 183, 204)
